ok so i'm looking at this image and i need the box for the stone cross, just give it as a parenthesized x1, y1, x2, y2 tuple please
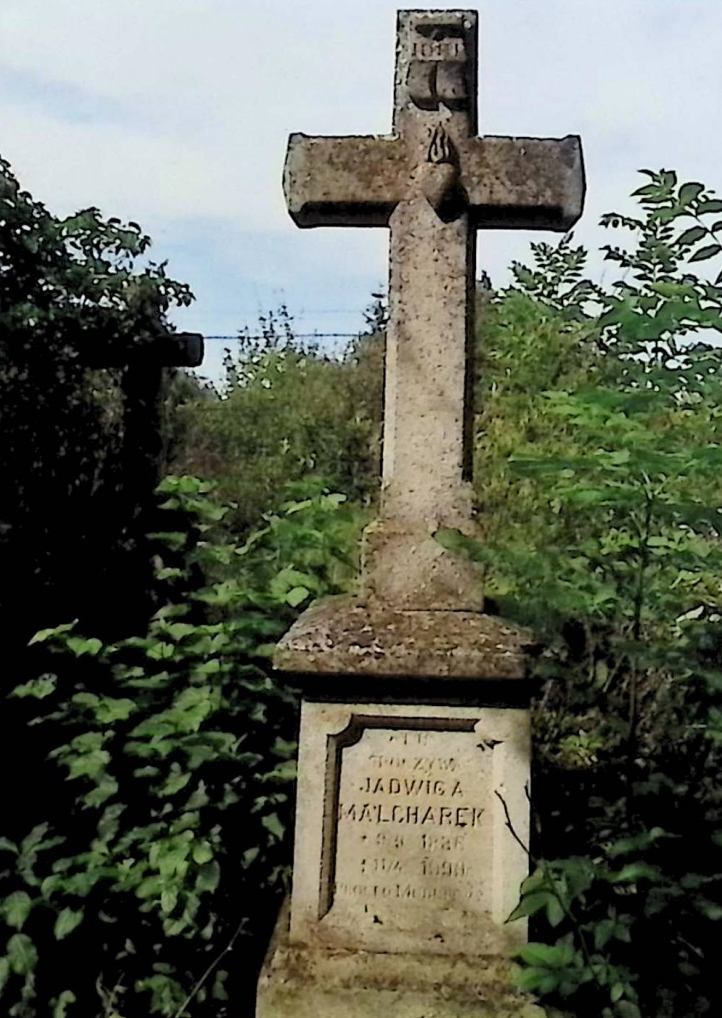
(284, 9, 584, 608)
(262, 13, 585, 1016)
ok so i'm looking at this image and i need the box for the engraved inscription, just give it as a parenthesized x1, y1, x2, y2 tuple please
(412, 38, 465, 61)
(406, 21, 470, 111)
(331, 725, 493, 925)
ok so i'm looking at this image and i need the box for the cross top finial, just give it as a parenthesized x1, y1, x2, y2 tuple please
(396, 10, 477, 130)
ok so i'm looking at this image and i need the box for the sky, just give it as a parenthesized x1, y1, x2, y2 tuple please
(2, 0, 722, 383)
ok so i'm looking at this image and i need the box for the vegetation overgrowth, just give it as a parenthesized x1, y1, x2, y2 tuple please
(0, 154, 194, 661)
(1, 166, 722, 1017)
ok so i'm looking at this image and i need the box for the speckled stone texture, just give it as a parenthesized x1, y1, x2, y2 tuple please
(257, 905, 545, 1018)
(274, 598, 535, 680)
(283, 8, 584, 609)
(258, 7, 585, 1017)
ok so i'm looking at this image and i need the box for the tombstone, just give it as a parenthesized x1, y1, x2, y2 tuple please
(257, 10, 584, 1017)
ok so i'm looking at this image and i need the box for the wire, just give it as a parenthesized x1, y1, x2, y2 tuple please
(203, 333, 361, 340)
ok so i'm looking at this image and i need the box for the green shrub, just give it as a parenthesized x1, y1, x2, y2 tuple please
(0, 477, 364, 1017)
(466, 171, 722, 1018)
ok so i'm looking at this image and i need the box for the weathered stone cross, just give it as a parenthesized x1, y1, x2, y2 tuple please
(284, 9, 584, 609)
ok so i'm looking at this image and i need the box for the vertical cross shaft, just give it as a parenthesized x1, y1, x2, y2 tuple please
(383, 11, 478, 527)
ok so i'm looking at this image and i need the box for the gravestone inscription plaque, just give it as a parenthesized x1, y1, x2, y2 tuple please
(290, 703, 529, 957)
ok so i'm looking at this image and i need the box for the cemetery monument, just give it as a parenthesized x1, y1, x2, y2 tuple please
(256, 9, 585, 1017)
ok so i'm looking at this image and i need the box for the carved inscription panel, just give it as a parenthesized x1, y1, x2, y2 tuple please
(330, 723, 493, 936)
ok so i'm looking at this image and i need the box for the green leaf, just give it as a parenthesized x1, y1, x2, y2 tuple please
(516, 965, 560, 995)
(516, 941, 571, 968)
(615, 1001, 642, 1018)
(196, 860, 220, 893)
(676, 225, 706, 247)
(192, 841, 213, 865)
(696, 199, 722, 215)
(28, 621, 77, 645)
(52, 990, 77, 1018)
(507, 891, 552, 923)
(95, 697, 136, 723)
(0, 956, 10, 993)
(545, 893, 565, 928)
(678, 182, 704, 206)
(689, 243, 722, 262)
(65, 636, 103, 657)
(285, 585, 311, 607)
(611, 981, 625, 1003)
(54, 908, 84, 940)
(7, 933, 38, 974)
(2, 892, 32, 930)
(261, 813, 285, 841)
(242, 846, 260, 868)
(609, 862, 662, 884)
(11, 675, 57, 699)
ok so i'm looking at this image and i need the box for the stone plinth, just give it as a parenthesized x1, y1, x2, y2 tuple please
(257, 903, 545, 1018)
(257, 600, 539, 1018)
(274, 599, 534, 681)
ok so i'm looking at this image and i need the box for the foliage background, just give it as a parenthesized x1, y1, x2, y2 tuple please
(3, 159, 722, 1017)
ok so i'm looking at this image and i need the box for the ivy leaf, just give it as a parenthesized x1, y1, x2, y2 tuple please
(2, 892, 32, 930)
(609, 862, 662, 884)
(515, 941, 573, 967)
(54, 907, 84, 940)
(95, 697, 136, 723)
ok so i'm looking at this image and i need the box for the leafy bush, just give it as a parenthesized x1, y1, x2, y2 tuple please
(466, 171, 722, 1017)
(0, 154, 194, 655)
(172, 306, 384, 531)
(0, 477, 363, 1017)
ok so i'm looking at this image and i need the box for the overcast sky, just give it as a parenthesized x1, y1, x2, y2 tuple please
(2, 0, 721, 382)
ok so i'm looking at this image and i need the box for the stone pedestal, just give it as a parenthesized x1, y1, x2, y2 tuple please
(257, 600, 540, 1018)
(257, 904, 543, 1018)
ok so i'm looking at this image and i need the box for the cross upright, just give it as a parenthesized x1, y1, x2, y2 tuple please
(283, 9, 585, 608)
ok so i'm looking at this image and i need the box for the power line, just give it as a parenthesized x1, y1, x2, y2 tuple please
(203, 332, 361, 340)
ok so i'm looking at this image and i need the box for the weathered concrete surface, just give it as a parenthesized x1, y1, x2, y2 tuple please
(274, 598, 535, 680)
(257, 905, 545, 1018)
(262, 9, 586, 1018)
(290, 702, 531, 956)
(282, 8, 585, 610)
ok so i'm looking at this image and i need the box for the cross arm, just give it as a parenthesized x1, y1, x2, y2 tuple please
(461, 135, 585, 231)
(283, 133, 407, 228)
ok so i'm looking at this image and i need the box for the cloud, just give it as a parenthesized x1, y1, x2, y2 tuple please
(2, 0, 722, 382)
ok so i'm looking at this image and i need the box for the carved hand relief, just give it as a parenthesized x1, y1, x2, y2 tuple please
(418, 125, 463, 220)
(406, 22, 470, 111)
